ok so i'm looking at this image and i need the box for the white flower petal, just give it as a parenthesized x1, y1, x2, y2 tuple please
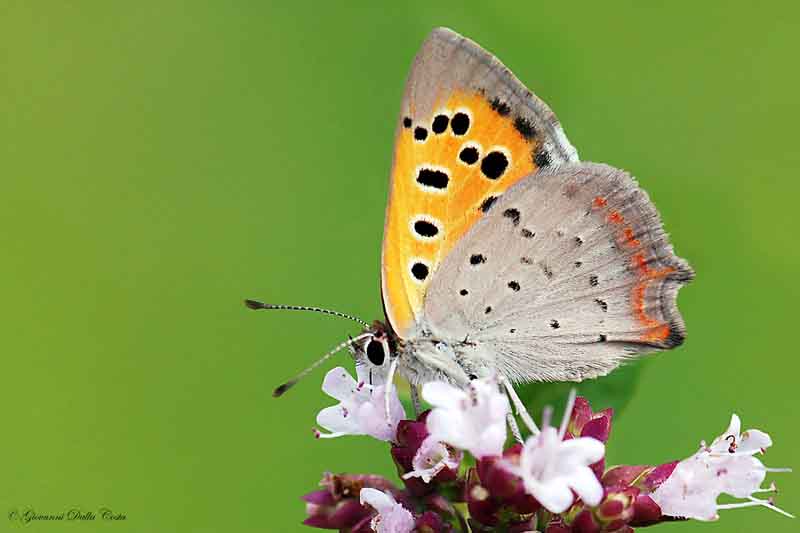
(558, 436, 605, 465)
(533, 478, 575, 513)
(738, 429, 772, 454)
(321, 367, 358, 402)
(568, 466, 604, 506)
(360, 488, 415, 533)
(316, 404, 362, 435)
(421, 381, 464, 409)
(360, 487, 395, 514)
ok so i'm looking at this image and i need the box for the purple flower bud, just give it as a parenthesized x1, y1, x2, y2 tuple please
(466, 469, 501, 527)
(630, 494, 663, 526)
(595, 487, 638, 525)
(415, 511, 450, 532)
(571, 509, 601, 532)
(302, 494, 370, 529)
(601, 465, 649, 488)
(567, 398, 614, 444)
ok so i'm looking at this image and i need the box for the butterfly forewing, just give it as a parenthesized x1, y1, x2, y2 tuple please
(423, 163, 694, 382)
(381, 27, 579, 338)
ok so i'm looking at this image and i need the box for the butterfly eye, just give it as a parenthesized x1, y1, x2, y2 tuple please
(366, 339, 385, 366)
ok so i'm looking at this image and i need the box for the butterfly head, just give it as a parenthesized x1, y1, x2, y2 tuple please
(351, 320, 399, 385)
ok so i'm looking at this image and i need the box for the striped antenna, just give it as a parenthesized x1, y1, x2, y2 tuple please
(244, 299, 370, 328)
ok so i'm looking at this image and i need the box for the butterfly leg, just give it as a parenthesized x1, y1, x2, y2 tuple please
(501, 377, 540, 435)
(410, 383, 422, 417)
(506, 412, 523, 444)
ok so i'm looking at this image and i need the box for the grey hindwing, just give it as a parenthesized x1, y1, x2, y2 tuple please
(423, 162, 694, 383)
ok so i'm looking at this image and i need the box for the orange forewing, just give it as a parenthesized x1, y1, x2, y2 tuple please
(383, 91, 544, 334)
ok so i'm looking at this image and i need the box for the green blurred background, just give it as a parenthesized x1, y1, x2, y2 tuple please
(2, 1, 798, 531)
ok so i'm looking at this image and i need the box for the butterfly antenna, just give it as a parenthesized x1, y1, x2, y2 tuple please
(272, 333, 372, 398)
(244, 299, 370, 328)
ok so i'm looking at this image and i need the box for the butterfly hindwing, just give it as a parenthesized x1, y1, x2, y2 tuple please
(381, 28, 579, 337)
(423, 163, 694, 382)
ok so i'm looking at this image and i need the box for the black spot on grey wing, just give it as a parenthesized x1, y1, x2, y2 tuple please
(502, 208, 521, 226)
(575, 236, 584, 247)
(521, 228, 535, 239)
(599, 334, 607, 342)
(402, 117, 412, 128)
(484, 306, 492, 314)
(508, 281, 520, 292)
(417, 168, 449, 189)
(414, 126, 428, 141)
(481, 151, 509, 179)
(470, 254, 486, 265)
(431, 114, 449, 134)
(413, 220, 439, 238)
(411, 262, 429, 281)
(534, 147, 551, 168)
(468, 373, 478, 380)
(521, 256, 533, 265)
(541, 263, 554, 280)
(513, 116, 536, 139)
(550, 319, 560, 329)
(490, 97, 511, 116)
(480, 195, 499, 213)
(451, 112, 470, 135)
(509, 328, 516, 333)
(574, 261, 583, 268)
(589, 275, 599, 287)
(595, 298, 608, 312)
(459, 146, 480, 165)
(459, 289, 469, 296)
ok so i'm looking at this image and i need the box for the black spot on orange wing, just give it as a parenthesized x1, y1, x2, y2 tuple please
(403, 117, 412, 128)
(490, 97, 511, 116)
(431, 114, 449, 134)
(481, 151, 509, 179)
(459, 146, 479, 165)
(413, 220, 439, 238)
(411, 262, 429, 281)
(480, 195, 499, 213)
(417, 168, 449, 189)
(513, 116, 536, 139)
(451, 113, 470, 135)
(414, 127, 428, 141)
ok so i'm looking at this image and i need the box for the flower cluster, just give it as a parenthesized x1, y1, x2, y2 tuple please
(303, 367, 792, 531)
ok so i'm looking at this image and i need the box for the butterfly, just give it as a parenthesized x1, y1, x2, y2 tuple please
(249, 27, 693, 405)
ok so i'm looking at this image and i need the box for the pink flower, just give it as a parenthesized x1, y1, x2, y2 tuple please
(651, 414, 793, 521)
(402, 436, 462, 484)
(422, 377, 509, 459)
(503, 391, 605, 514)
(359, 488, 415, 533)
(315, 367, 405, 441)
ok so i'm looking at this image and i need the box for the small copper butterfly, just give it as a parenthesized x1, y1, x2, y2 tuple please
(248, 28, 693, 402)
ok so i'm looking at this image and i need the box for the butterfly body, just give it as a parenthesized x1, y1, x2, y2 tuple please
(348, 28, 693, 389)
